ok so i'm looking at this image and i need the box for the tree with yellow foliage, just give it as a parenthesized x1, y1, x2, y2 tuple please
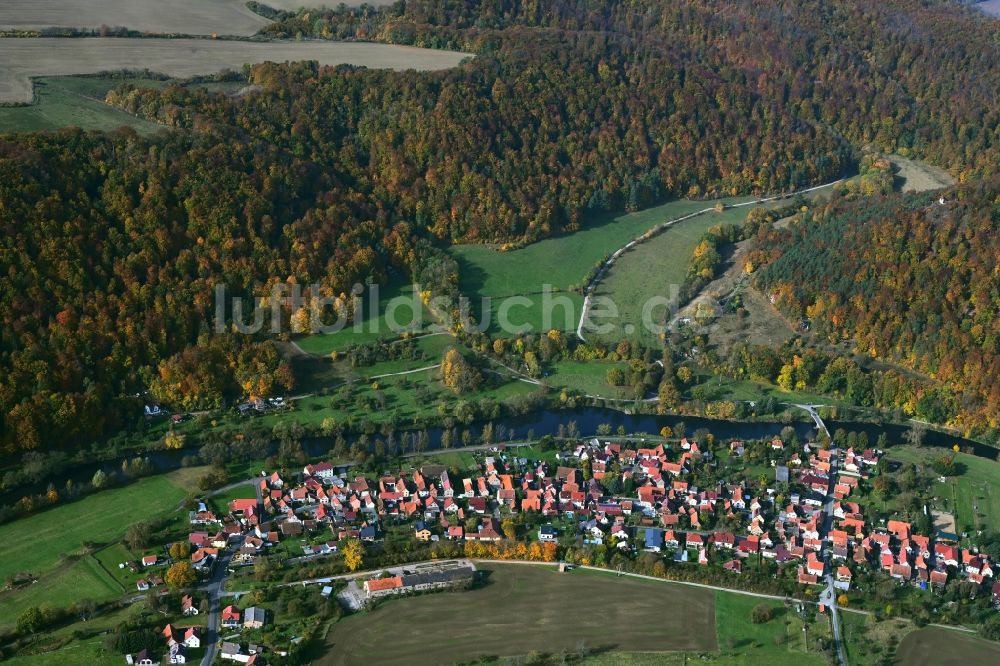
(165, 561, 197, 589)
(440, 347, 482, 394)
(164, 429, 186, 449)
(342, 539, 364, 571)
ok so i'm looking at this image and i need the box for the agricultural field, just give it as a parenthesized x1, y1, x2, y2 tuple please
(883, 446, 1000, 535)
(894, 626, 1000, 665)
(320, 564, 717, 665)
(0, 0, 271, 36)
(0, 467, 201, 627)
(0, 38, 471, 104)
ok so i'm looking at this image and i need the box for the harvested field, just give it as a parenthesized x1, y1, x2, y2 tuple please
(320, 564, 717, 665)
(0, 0, 270, 36)
(258, 0, 396, 10)
(0, 38, 470, 103)
(895, 627, 1000, 665)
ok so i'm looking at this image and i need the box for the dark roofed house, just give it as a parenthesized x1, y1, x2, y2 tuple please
(644, 528, 664, 552)
(538, 524, 557, 542)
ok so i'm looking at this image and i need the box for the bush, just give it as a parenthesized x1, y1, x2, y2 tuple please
(751, 603, 774, 624)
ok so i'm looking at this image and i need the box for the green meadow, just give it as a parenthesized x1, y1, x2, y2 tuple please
(450, 194, 768, 339)
(296, 280, 432, 356)
(0, 75, 244, 134)
(884, 446, 1000, 534)
(0, 467, 201, 627)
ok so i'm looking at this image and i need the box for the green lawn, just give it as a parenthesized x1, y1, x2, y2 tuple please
(474, 291, 584, 335)
(3, 603, 188, 665)
(713, 591, 829, 666)
(0, 468, 198, 581)
(210, 484, 258, 515)
(414, 450, 480, 471)
(291, 334, 459, 396)
(884, 446, 1000, 534)
(321, 564, 717, 665)
(451, 196, 757, 298)
(0, 76, 163, 133)
(687, 373, 854, 409)
(296, 280, 431, 355)
(91, 543, 140, 589)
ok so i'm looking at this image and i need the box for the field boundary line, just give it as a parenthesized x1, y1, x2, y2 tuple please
(89, 551, 128, 593)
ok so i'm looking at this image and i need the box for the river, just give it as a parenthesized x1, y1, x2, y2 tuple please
(3, 407, 992, 506)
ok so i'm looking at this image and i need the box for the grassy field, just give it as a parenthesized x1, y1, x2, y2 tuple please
(452, 198, 753, 298)
(894, 626, 1000, 665)
(4, 634, 124, 666)
(472, 291, 585, 334)
(91, 543, 141, 589)
(837, 610, 920, 666)
(883, 446, 1000, 534)
(4, 601, 190, 665)
(450, 193, 802, 340)
(0, 555, 124, 628)
(0, 75, 169, 133)
(714, 591, 830, 666)
(321, 564, 716, 665)
(263, 370, 541, 429)
(0, 0, 271, 36)
(545, 359, 634, 398)
(0, 39, 471, 104)
(591, 205, 759, 345)
(296, 281, 433, 355)
(291, 334, 464, 398)
(0, 467, 201, 627)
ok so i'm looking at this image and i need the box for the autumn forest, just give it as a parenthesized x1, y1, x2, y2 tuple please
(2, 0, 999, 455)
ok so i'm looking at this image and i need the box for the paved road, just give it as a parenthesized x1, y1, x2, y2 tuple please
(794, 403, 832, 440)
(807, 406, 848, 666)
(199, 541, 239, 666)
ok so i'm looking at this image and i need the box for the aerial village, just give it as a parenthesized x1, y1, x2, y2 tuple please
(117, 431, 998, 665)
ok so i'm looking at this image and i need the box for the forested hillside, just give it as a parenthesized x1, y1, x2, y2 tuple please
(753, 178, 1000, 431)
(2, 0, 999, 453)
